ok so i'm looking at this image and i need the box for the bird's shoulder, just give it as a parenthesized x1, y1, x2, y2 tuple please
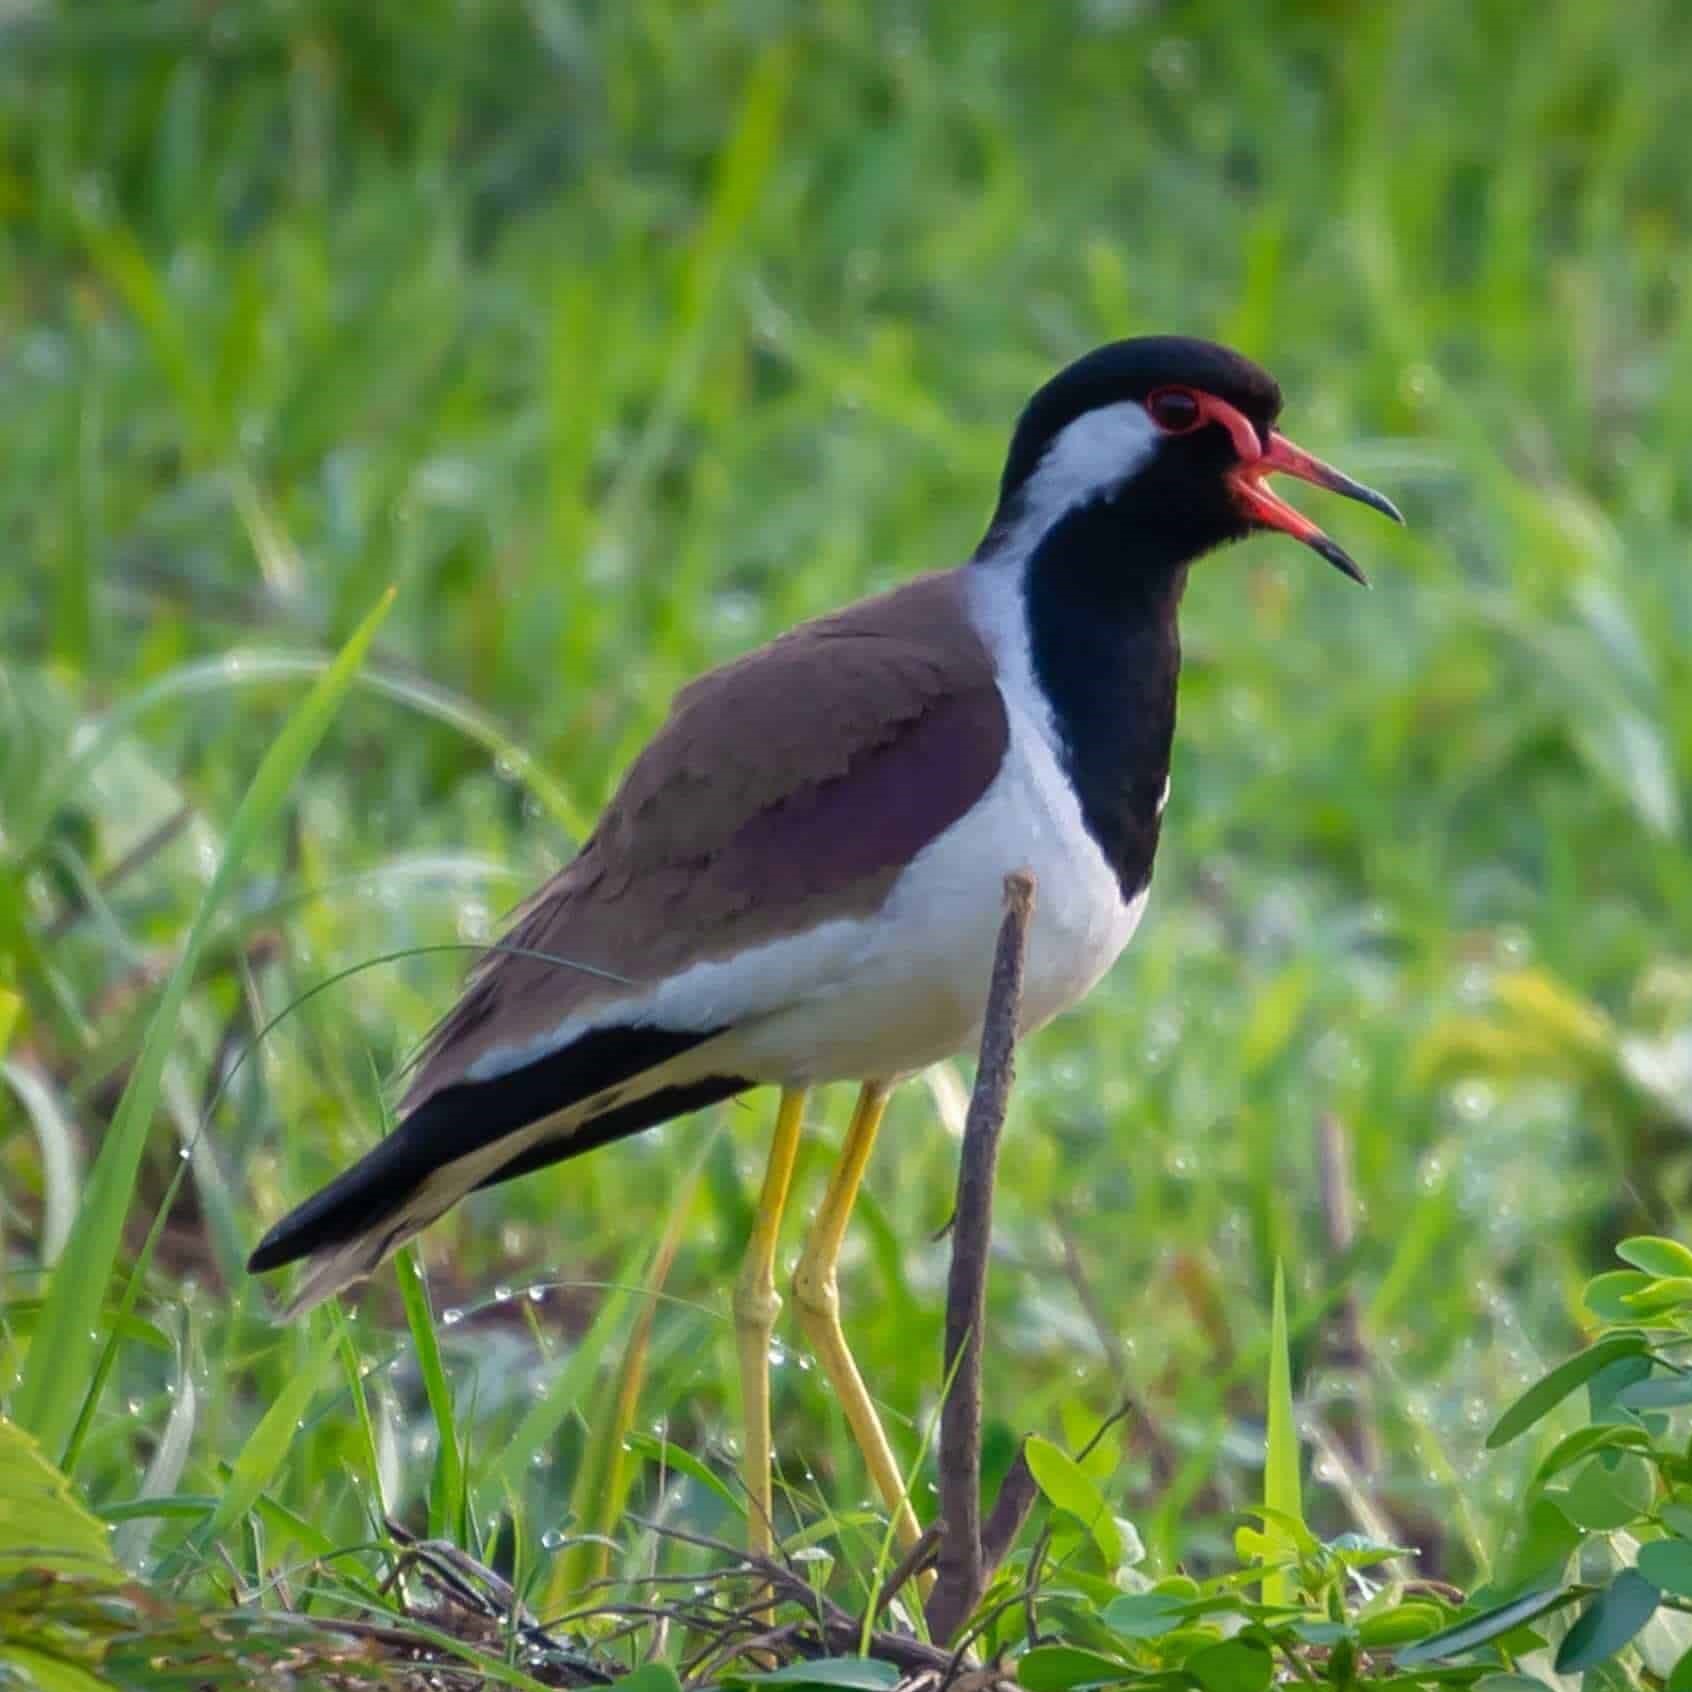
(600, 567, 1004, 865)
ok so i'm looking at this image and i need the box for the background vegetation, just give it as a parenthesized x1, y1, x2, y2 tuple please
(5, 0, 1692, 1683)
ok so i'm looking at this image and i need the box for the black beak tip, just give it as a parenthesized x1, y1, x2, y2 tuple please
(1333, 474, 1405, 527)
(1311, 534, 1371, 587)
(1373, 489, 1408, 527)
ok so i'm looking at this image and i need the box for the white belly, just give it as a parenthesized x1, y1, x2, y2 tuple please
(714, 696, 1147, 1084)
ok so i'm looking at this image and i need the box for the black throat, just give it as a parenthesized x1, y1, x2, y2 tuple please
(1014, 500, 1189, 901)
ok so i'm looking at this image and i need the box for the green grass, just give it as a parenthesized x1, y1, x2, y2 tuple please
(5, 0, 1692, 1676)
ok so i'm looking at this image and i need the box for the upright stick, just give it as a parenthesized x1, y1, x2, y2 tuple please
(926, 870, 1036, 1643)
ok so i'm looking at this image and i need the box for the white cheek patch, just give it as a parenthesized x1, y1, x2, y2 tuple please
(1003, 401, 1160, 556)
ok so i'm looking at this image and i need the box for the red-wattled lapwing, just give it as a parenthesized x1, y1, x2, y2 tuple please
(249, 336, 1400, 1555)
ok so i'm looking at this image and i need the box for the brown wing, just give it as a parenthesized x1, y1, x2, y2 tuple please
(400, 569, 1009, 1112)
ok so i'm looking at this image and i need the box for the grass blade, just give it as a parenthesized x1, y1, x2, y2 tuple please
(11, 590, 395, 1462)
(2, 1060, 82, 1265)
(1262, 1260, 1303, 1606)
(394, 1241, 467, 1545)
(207, 1344, 326, 1539)
(113, 1320, 198, 1571)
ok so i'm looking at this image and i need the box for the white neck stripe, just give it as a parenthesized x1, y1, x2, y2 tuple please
(987, 401, 1160, 564)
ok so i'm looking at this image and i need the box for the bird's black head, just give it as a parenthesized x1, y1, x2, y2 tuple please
(983, 335, 1400, 587)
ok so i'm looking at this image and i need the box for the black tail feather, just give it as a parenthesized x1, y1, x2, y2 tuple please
(247, 1023, 730, 1276)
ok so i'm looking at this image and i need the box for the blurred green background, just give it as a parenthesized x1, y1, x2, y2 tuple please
(4, 0, 1692, 1601)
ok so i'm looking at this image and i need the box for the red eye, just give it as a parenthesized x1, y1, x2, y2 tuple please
(1147, 387, 1202, 433)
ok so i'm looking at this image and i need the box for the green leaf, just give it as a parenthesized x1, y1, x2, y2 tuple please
(1590, 1353, 1653, 1418)
(1498, 1496, 1584, 1590)
(0, 1299, 171, 1352)
(1102, 1591, 1189, 1638)
(1261, 1261, 1303, 1607)
(1554, 1569, 1659, 1672)
(207, 1350, 325, 1536)
(1669, 1644, 1692, 1692)
(0, 1645, 110, 1692)
(1586, 1271, 1655, 1321)
(1557, 1452, 1655, 1530)
(741, 1659, 903, 1691)
(1291, 1620, 1351, 1646)
(0, 1415, 121, 1580)
(1639, 1539, 1692, 1597)
(1187, 1640, 1272, 1692)
(1327, 1531, 1415, 1569)
(1617, 1373, 1692, 1409)
(1531, 1423, 1651, 1487)
(1357, 1602, 1446, 1646)
(1395, 1586, 1577, 1665)
(1486, 1335, 1650, 1449)
(1015, 1646, 1129, 1692)
(394, 1243, 467, 1544)
(1661, 1501, 1692, 1539)
(1618, 1237, 1692, 1278)
(1622, 1277, 1692, 1316)
(11, 589, 394, 1462)
(1026, 1434, 1124, 1567)
(611, 1668, 684, 1692)
(625, 1431, 744, 1517)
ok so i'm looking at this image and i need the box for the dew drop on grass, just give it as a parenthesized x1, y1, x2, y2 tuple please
(494, 1284, 512, 1303)
(1452, 1079, 1495, 1121)
(441, 1307, 463, 1326)
(767, 1341, 788, 1368)
(541, 1528, 566, 1549)
(790, 1547, 831, 1564)
(1497, 925, 1531, 964)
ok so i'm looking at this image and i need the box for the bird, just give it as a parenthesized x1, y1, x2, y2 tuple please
(248, 335, 1401, 1557)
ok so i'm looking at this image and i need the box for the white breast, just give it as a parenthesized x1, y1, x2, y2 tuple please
(711, 559, 1146, 1084)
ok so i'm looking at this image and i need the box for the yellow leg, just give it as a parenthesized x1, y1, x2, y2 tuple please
(733, 1087, 806, 1557)
(792, 1081, 923, 1553)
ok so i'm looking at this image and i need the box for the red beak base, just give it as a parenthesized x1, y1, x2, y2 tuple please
(1199, 397, 1403, 585)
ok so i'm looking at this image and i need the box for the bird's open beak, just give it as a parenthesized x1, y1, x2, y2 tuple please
(1226, 431, 1404, 586)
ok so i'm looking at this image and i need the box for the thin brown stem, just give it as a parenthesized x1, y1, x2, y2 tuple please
(926, 870, 1036, 1645)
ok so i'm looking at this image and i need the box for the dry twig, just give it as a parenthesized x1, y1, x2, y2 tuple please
(926, 870, 1035, 1645)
